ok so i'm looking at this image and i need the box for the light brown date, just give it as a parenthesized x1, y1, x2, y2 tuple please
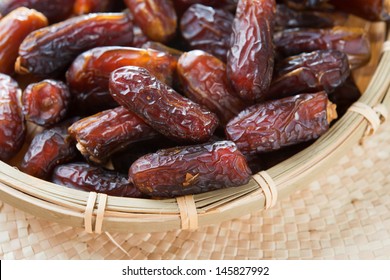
(129, 141, 252, 197)
(0, 74, 26, 162)
(109, 66, 219, 143)
(0, 7, 48, 75)
(68, 106, 160, 164)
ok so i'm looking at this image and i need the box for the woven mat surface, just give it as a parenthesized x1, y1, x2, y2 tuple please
(1, 121, 390, 260)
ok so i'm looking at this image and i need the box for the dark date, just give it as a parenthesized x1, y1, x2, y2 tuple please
(225, 92, 337, 155)
(109, 66, 219, 143)
(22, 79, 71, 127)
(52, 162, 146, 198)
(15, 12, 134, 76)
(68, 106, 159, 164)
(129, 141, 252, 197)
(227, 0, 276, 101)
(0, 74, 26, 162)
(177, 50, 247, 125)
(180, 4, 234, 62)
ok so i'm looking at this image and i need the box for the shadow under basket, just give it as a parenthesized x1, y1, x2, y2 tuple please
(1, 17, 390, 234)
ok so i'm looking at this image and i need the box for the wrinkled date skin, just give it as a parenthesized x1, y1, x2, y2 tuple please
(180, 4, 234, 62)
(109, 66, 219, 143)
(275, 4, 347, 30)
(68, 106, 159, 164)
(266, 50, 350, 100)
(66, 46, 177, 113)
(227, 0, 276, 101)
(274, 26, 371, 70)
(124, 0, 177, 43)
(20, 125, 78, 179)
(0, 7, 48, 75)
(177, 50, 247, 125)
(16, 12, 134, 76)
(52, 162, 146, 198)
(129, 141, 252, 197)
(0, 0, 75, 22)
(329, 0, 390, 21)
(22, 79, 71, 127)
(0, 74, 26, 162)
(73, 0, 111, 15)
(225, 92, 336, 155)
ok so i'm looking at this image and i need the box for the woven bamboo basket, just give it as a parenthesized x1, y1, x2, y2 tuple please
(0, 16, 389, 234)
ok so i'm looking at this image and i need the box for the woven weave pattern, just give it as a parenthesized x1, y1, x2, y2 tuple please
(1, 120, 389, 260)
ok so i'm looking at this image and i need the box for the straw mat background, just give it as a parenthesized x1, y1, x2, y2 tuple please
(1, 120, 389, 260)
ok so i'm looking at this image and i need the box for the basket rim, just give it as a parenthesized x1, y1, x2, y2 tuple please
(1, 21, 390, 234)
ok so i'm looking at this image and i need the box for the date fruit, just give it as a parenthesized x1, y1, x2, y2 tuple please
(227, 0, 276, 101)
(177, 50, 247, 125)
(52, 162, 145, 198)
(328, 0, 390, 21)
(180, 4, 234, 62)
(0, 74, 26, 162)
(225, 92, 337, 155)
(109, 66, 219, 143)
(266, 50, 350, 99)
(20, 125, 78, 179)
(0, 7, 48, 75)
(22, 79, 71, 127)
(68, 106, 159, 164)
(15, 12, 134, 76)
(73, 0, 111, 15)
(124, 0, 177, 43)
(274, 26, 371, 69)
(129, 141, 252, 197)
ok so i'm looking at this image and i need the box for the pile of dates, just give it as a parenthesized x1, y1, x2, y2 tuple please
(0, 0, 387, 198)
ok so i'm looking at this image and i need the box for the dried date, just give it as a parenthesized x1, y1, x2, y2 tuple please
(227, 0, 276, 101)
(109, 66, 219, 143)
(173, 0, 238, 15)
(15, 12, 134, 76)
(180, 4, 234, 62)
(129, 141, 252, 197)
(22, 79, 71, 127)
(328, 0, 390, 21)
(66, 46, 178, 113)
(20, 125, 78, 179)
(177, 50, 247, 125)
(68, 106, 159, 164)
(142, 41, 183, 59)
(266, 50, 350, 100)
(0, 7, 48, 75)
(124, 0, 177, 43)
(225, 92, 337, 155)
(274, 26, 371, 70)
(0, 74, 26, 162)
(73, 0, 111, 15)
(52, 162, 145, 198)
(0, 0, 74, 22)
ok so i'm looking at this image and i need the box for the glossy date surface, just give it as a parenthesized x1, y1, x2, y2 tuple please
(129, 141, 252, 197)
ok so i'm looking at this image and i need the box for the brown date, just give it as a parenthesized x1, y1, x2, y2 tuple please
(266, 50, 350, 100)
(177, 50, 247, 125)
(129, 141, 252, 197)
(0, 0, 74, 23)
(22, 79, 71, 127)
(274, 26, 371, 70)
(327, 0, 390, 21)
(109, 66, 219, 143)
(20, 125, 78, 179)
(68, 106, 159, 164)
(0, 7, 48, 75)
(0, 74, 26, 162)
(275, 4, 348, 30)
(66, 46, 178, 113)
(142, 41, 183, 59)
(227, 0, 276, 101)
(225, 92, 337, 155)
(52, 162, 146, 198)
(173, 0, 238, 15)
(124, 0, 177, 43)
(15, 12, 134, 76)
(180, 4, 234, 62)
(73, 0, 111, 15)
